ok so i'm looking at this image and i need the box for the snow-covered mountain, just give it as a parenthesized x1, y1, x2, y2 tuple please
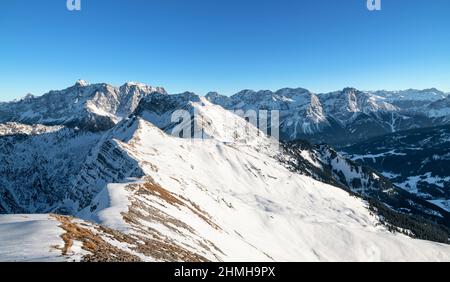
(206, 88, 332, 141)
(371, 88, 447, 103)
(2, 82, 450, 262)
(0, 125, 102, 213)
(427, 95, 450, 118)
(0, 80, 166, 131)
(1, 109, 449, 261)
(206, 87, 450, 146)
(280, 140, 450, 228)
(0, 122, 63, 136)
(368, 88, 448, 113)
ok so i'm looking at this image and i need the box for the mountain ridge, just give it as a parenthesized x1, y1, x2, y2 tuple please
(0, 81, 167, 131)
(2, 81, 450, 261)
(205, 86, 450, 146)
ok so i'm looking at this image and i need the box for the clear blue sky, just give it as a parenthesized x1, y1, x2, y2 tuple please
(1, 0, 449, 101)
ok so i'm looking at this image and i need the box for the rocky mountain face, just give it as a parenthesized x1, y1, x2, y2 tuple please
(207, 85, 450, 236)
(0, 122, 63, 136)
(1, 82, 450, 261)
(0, 80, 167, 131)
(206, 88, 332, 141)
(0, 126, 102, 213)
(427, 96, 450, 119)
(206, 87, 450, 146)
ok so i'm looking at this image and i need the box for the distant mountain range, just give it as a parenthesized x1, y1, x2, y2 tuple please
(0, 80, 166, 131)
(3, 82, 449, 147)
(206, 85, 450, 219)
(206, 87, 450, 146)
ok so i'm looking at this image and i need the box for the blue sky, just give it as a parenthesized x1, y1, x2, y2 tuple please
(1, 0, 449, 101)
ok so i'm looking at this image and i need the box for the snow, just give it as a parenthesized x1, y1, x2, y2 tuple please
(73, 116, 450, 261)
(350, 150, 407, 162)
(0, 81, 166, 129)
(0, 215, 65, 262)
(2, 85, 450, 261)
(300, 150, 322, 169)
(0, 127, 102, 213)
(66, 238, 91, 262)
(0, 122, 64, 136)
(397, 173, 450, 194)
(318, 88, 399, 126)
(78, 182, 135, 232)
(75, 79, 89, 87)
(371, 89, 447, 102)
(429, 200, 450, 212)
(381, 172, 402, 179)
(86, 101, 121, 122)
(205, 88, 329, 139)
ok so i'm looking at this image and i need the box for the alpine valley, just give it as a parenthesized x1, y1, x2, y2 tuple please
(1, 81, 450, 262)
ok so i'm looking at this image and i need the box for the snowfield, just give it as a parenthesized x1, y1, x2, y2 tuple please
(3, 114, 450, 261)
(0, 215, 65, 262)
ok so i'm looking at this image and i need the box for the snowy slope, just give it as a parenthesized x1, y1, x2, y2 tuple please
(0, 126, 102, 213)
(280, 140, 450, 230)
(5, 114, 446, 262)
(2, 83, 450, 261)
(0, 215, 66, 262)
(6, 116, 450, 261)
(54, 99, 450, 261)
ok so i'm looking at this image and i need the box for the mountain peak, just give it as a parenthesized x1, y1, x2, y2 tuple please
(342, 87, 359, 93)
(23, 93, 35, 100)
(75, 79, 89, 87)
(275, 87, 310, 95)
(120, 82, 167, 95)
(205, 91, 221, 97)
(122, 81, 147, 88)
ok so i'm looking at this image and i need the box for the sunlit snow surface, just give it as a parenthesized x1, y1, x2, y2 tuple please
(2, 97, 450, 261)
(0, 215, 65, 262)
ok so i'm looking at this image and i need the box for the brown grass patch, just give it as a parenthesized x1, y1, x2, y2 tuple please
(52, 213, 211, 262)
(136, 180, 220, 230)
(52, 214, 141, 262)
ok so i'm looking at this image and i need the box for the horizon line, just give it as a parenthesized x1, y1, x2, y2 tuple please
(1, 80, 449, 103)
